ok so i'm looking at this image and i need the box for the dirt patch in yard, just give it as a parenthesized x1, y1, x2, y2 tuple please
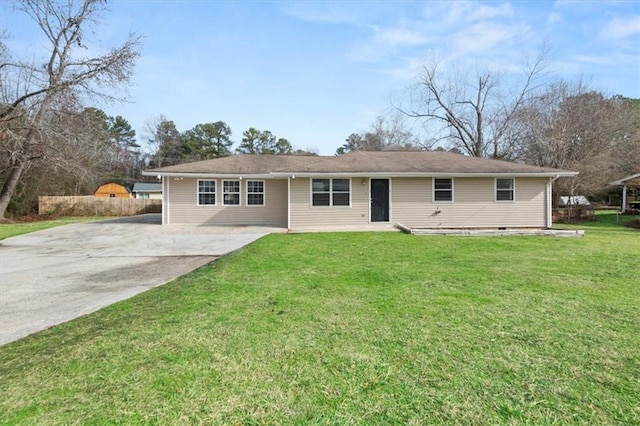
(624, 219, 640, 229)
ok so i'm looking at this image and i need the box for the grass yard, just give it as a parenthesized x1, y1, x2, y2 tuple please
(0, 216, 105, 240)
(1, 212, 638, 424)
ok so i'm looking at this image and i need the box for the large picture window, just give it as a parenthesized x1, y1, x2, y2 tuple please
(247, 180, 265, 206)
(496, 178, 515, 201)
(223, 180, 240, 205)
(433, 178, 453, 202)
(312, 178, 350, 207)
(198, 180, 216, 205)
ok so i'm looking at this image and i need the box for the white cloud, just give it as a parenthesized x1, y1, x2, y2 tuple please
(547, 12, 562, 25)
(374, 27, 426, 46)
(382, 56, 427, 82)
(447, 1, 514, 24)
(552, 0, 577, 9)
(573, 54, 611, 65)
(347, 1, 536, 82)
(349, 42, 385, 63)
(600, 16, 640, 39)
(349, 22, 432, 62)
(281, 2, 362, 25)
(453, 21, 529, 55)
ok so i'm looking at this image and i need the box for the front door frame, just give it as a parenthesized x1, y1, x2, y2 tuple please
(369, 177, 391, 223)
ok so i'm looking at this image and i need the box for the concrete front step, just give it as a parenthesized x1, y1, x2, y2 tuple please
(395, 223, 584, 237)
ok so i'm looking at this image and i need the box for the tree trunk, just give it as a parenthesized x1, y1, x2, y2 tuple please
(0, 159, 27, 220)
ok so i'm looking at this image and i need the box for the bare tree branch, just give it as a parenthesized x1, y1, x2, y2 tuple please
(0, 0, 141, 219)
(397, 47, 550, 159)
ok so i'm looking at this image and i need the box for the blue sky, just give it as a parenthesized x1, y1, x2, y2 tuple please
(2, 1, 639, 155)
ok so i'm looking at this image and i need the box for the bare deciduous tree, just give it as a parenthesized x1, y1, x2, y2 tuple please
(0, 0, 141, 219)
(398, 49, 549, 159)
(515, 82, 640, 198)
(143, 115, 177, 168)
(336, 114, 432, 155)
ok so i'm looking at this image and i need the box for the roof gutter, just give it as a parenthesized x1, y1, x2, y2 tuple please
(144, 171, 579, 179)
(141, 171, 276, 179)
(270, 171, 579, 178)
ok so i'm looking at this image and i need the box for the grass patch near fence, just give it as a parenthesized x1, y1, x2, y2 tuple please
(0, 216, 105, 240)
(0, 212, 638, 424)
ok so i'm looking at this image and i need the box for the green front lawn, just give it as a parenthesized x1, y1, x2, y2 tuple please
(0, 216, 105, 240)
(1, 212, 638, 424)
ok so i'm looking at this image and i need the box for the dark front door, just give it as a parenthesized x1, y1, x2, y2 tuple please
(371, 179, 389, 222)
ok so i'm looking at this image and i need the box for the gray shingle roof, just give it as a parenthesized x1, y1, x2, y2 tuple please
(145, 151, 576, 176)
(146, 155, 332, 175)
(132, 182, 162, 192)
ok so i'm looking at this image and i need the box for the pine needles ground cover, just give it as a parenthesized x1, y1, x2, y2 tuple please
(0, 212, 638, 424)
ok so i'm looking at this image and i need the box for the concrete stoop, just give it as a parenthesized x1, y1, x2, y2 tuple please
(395, 223, 584, 237)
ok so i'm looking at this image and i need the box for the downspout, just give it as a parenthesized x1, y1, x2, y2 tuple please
(547, 175, 560, 229)
(622, 182, 628, 212)
(164, 176, 170, 225)
(287, 176, 292, 230)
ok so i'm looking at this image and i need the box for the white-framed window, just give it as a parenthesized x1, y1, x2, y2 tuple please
(223, 180, 241, 206)
(433, 178, 453, 202)
(198, 180, 216, 206)
(247, 180, 265, 206)
(311, 178, 351, 207)
(312, 179, 330, 206)
(332, 179, 350, 206)
(496, 178, 515, 202)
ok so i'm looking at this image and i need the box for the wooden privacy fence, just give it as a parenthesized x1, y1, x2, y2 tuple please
(39, 196, 162, 216)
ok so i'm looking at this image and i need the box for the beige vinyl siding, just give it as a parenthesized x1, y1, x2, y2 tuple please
(167, 178, 287, 226)
(166, 175, 548, 229)
(392, 177, 547, 228)
(289, 178, 369, 228)
(391, 177, 431, 225)
(290, 176, 547, 229)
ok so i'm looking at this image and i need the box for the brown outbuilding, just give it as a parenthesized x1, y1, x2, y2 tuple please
(94, 183, 130, 199)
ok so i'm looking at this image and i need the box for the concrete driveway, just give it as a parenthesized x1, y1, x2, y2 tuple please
(0, 214, 282, 345)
